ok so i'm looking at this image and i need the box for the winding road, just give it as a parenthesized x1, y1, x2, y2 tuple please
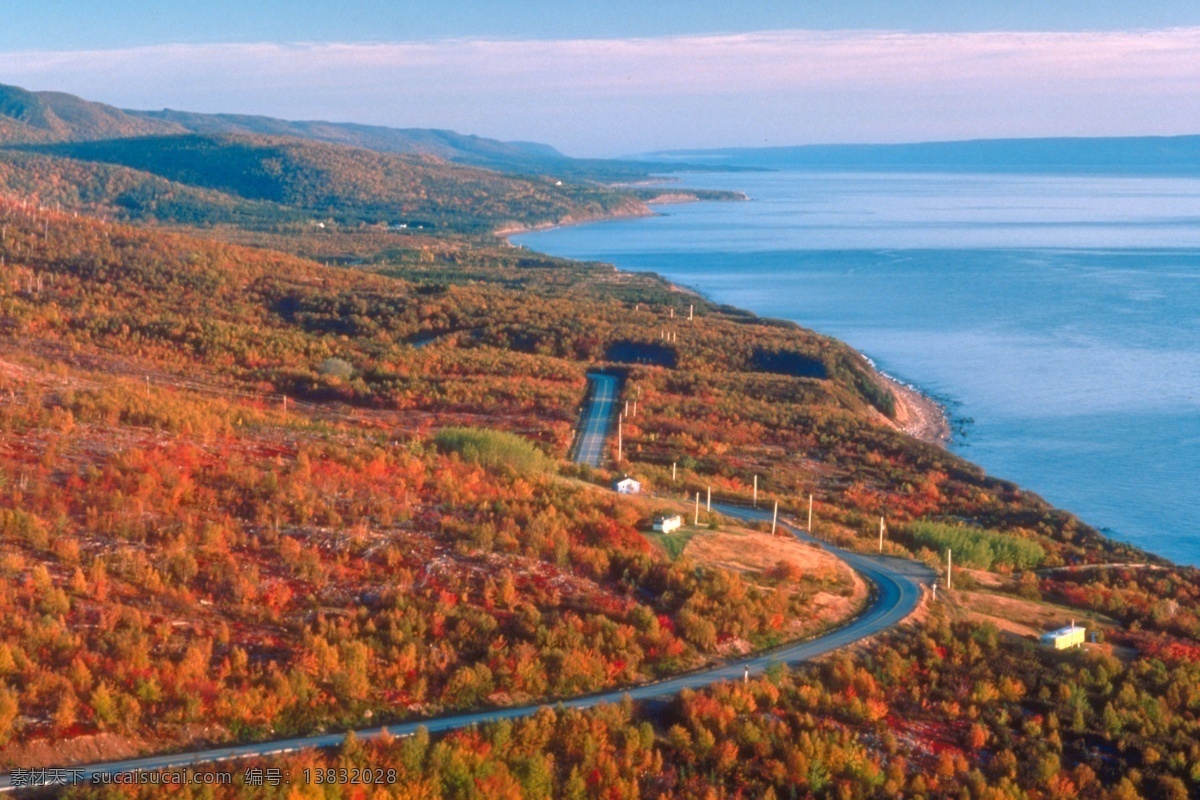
(0, 507, 930, 792)
(0, 379, 933, 792)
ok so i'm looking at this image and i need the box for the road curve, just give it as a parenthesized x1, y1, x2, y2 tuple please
(573, 372, 619, 467)
(0, 505, 931, 792)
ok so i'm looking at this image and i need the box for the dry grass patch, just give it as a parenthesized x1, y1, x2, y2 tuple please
(683, 527, 868, 635)
(956, 589, 1118, 640)
(683, 527, 841, 579)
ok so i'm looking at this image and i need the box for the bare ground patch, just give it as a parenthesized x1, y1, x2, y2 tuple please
(682, 527, 868, 635)
(683, 527, 844, 579)
(1, 732, 145, 770)
(954, 589, 1118, 640)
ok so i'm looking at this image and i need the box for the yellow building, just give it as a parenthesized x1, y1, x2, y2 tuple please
(1040, 623, 1086, 650)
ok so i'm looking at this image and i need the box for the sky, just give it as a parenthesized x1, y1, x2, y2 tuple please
(3, 1, 1200, 156)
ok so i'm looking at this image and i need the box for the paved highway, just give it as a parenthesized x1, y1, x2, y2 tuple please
(0, 502, 930, 792)
(573, 372, 619, 467)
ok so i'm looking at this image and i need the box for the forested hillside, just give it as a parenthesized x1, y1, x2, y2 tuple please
(0, 82, 744, 236)
(0, 84, 181, 144)
(0, 197, 874, 763)
(0, 149, 294, 225)
(0, 82, 671, 180)
(3, 134, 653, 232)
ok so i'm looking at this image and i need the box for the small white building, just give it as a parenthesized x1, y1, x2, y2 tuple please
(653, 514, 683, 534)
(613, 476, 641, 495)
(1040, 623, 1086, 650)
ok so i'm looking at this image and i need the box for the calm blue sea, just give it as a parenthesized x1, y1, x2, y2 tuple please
(514, 170, 1200, 566)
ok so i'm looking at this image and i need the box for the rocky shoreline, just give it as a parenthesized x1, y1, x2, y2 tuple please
(882, 371, 952, 446)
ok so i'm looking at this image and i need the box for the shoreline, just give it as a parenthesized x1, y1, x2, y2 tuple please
(506, 211, 953, 449)
(494, 189, 747, 238)
(494, 204, 654, 238)
(506, 179, 1191, 570)
(505, 190, 952, 448)
(878, 370, 952, 446)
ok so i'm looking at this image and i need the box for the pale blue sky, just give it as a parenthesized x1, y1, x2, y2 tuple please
(7, 1, 1200, 47)
(4, 2, 1200, 155)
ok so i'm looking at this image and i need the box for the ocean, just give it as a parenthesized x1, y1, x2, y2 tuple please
(513, 169, 1200, 567)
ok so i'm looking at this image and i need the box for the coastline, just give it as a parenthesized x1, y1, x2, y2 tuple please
(494, 203, 654, 238)
(505, 183, 949, 452)
(494, 189, 746, 238)
(504, 203, 953, 450)
(510, 224, 1197, 569)
(879, 371, 951, 446)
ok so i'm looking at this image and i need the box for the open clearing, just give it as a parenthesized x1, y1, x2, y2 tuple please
(684, 527, 845, 579)
(682, 526, 869, 637)
(956, 589, 1119, 639)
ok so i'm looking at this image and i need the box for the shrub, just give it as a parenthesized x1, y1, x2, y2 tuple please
(434, 427, 552, 475)
(316, 357, 355, 380)
(904, 521, 1045, 571)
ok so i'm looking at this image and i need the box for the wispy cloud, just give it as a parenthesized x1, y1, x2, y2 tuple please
(3, 28, 1200, 154)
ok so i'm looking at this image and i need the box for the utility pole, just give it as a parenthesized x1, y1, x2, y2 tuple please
(772, 501, 779, 536)
(753, 476, 758, 508)
(879, 516, 885, 553)
(617, 414, 623, 463)
(706, 486, 711, 512)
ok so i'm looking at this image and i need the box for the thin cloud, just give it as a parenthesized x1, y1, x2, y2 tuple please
(2, 28, 1199, 153)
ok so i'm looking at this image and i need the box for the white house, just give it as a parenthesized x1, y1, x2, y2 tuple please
(653, 514, 683, 534)
(613, 476, 641, 495)
(1040, 623, 1086, 650)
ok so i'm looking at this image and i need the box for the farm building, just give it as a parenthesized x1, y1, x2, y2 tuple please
(652, 514, 683, 534)
(1040, 623, 1086, 650)
(613, 476, 641, 495)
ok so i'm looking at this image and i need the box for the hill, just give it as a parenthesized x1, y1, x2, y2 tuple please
(0, 82, 666, 180)
(127, 108, 663, 180)
(0, 83, 183, 143)
(8, 134, 654, 231)
(0, 82, 741, 231)
(0, 148, 303, 225)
